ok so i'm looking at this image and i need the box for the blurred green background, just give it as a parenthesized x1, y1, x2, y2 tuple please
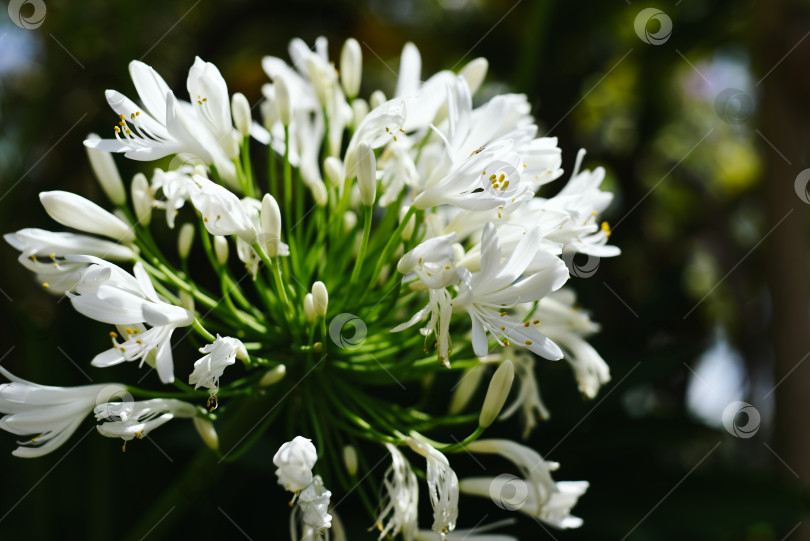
(2, 0, 810, 539)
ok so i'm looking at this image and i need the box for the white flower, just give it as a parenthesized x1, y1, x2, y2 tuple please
(68, 258, 194, 384)
(94, 398, 197, 443)
(187, 56, 240, 158)
(297, 475, 332, 532)
(462, 439, 588, 529)
(39, 190, 134, 243)
(151, 166, 194, 229)
(187, 174, 259, 243)
(188, 335, 247, 392)
(377, 443, 419, 541)
(0, 367, 125, 457)
(274, 435, 318, 492)
(406, 438, 459, 539)
(498, 350, 550, 438)
(84, 60, 238, 186)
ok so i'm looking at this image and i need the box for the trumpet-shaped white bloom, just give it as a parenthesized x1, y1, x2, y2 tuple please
(39, 191, 135, 243)
(189, 335, 247, 393)
(94, 398, 197, 443)
(463, 439, 587, 528)
(274, 436, 318, 492)
(68, 258, 194, 384)
(377, 443, 419, 540)
(0, 367, 125, 458)
(297, 475, 332, 532)
(406, 438, 459, 539)
(187, 174, 259, 243)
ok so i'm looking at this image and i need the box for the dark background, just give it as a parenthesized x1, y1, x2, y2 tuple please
(1, 0, 810, 539)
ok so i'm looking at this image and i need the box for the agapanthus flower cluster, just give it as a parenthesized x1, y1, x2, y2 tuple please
(2, 36, 619, 539)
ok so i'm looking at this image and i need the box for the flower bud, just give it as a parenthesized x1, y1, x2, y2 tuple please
(274, 76, 292, 126)
(459, 57, 488, 95)
(343, 211, 357, 234)
(449, 363, 486, 415)
(178, 223, 195, 259)
(369, 89, 386, 110)
(312, 281, 328, 318)
(231, 92, 252, 137)
(479, 359, 514, 428)
(307, 54, 337, 109)
(324, 157, 345, 189)
(213, 235, 229, 265)
(351, 98, 369, 128)
(340, 38, 362, 99)
(356, 141, 376, 207)
(39, 190, 134, 243)
(260, 95, 277, 131)
(259, 364, 287, 387)
(261, 193, 282, 257)
(193, 416, 219, 452)
(273, 436, 318, 492)
(85, 133, 126, 206)
(342, 445, 358, 476)
(400, 205, 415, 241)
(131, 173, 152, 227)
(179, 289, 195, 312)
(309, 178, 328, 207)
(303, 293, 316, 323)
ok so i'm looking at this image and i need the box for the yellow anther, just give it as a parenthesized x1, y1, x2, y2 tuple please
(523, 321, 530, 327)
(114, 126, 121, 133)
(500, 180, 509, 191)
(49, 253, 56, 259)
(125, 327, 133, 334)
(532, 319, 540, 324)
(119, 113, 125, 120)
(500, 326, 505, 331)
(601, 221, 612, 237)
(135, 340, 142, 345)
(42, 282, 49, 288)
(500, 312, 506, 317)
(499, 174, 505, 182)
(130, 113, 136, 120)
(525, 340, 533, 345)
(125, 129, 132, 135)
(503, 339, 510, 346)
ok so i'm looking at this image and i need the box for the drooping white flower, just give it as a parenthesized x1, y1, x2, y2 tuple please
(377, 443, 419, 541)
(84, 60, 238, 186)
(462, 439, 588, 529)
(297, 475, 332, 532)
(39, 190, 135, 243)
(274, 435, 318, 492)
(406, 438, 459, 539)
(0, 367, 125, 458)
(187, 174, 258, 243)
(94, 397, 197, 444)
(188, 335, 247, 393)
(68, 258, 194, 384)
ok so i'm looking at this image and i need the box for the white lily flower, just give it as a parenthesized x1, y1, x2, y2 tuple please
(187, 56, 239, 158)
(151, 166, 194, 229)
(84, 60, 237, 186)
(187, 174, 258, 243)
(39, 190, 135, 243)
(0, 367, 125, 457)
(377, 443, 419, 541)
(274, 435, 318, 492)
(68, 258, 194, 384)
(94, 397, 197, 444)
(462, 439, 588, 529)
(406, 438, 459, 538)
(188, 335, 247, 393)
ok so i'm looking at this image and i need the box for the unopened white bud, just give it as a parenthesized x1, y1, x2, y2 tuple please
(479, 359, 514, 428)
(312, 281, 328, 318)
(260, 364, 287, 387)
(261, 193, 282, 257)
(303, 293, 316, 323)
(131, 173, 152, 227)
(324, 157, 345, 189)
(178, 289, 195, 312)
(307, 54, 336, 108)
(342, 445, 358, 476)
(85, 133, 126, 206)
(343, 211, 357, 234)
(356, 141, 376, 207)
(274, 76, 292, 126)
(340, 38, 362, 99)
(39, 190, 134, 243)
(178, 223, 195, 259)
(449, 363, 486, 415)
(231, 92, 252, 137)
(213, 235, 229, 265)
(369, 90, 386, 110)
(193, 416, 219, 452)
(351, 98, 369, 128)
(309, 178, 328, 207)
(260, 96, 277, 132)
(459, 57, 488, 95)
(400, 206, 415, 241)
